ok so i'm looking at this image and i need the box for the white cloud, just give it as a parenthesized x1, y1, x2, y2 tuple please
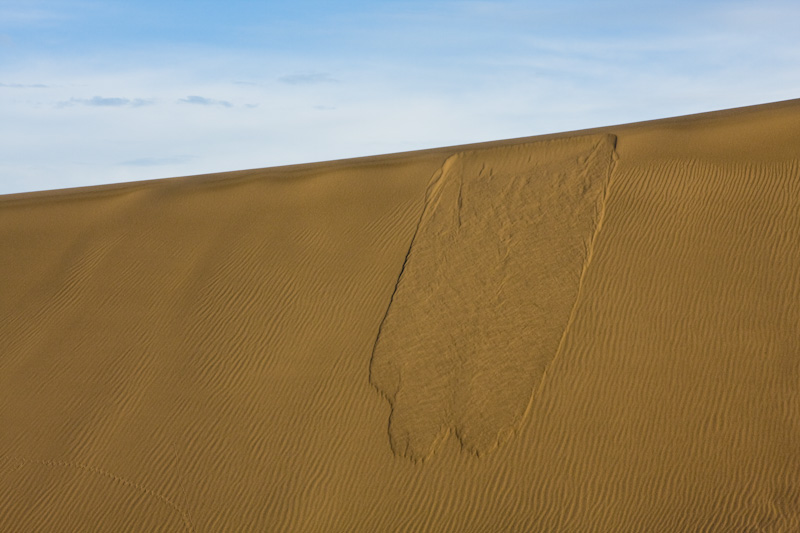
(120, 155, 195, 167)
(0, 7, 65, 25)
(178, 95, 233, 107)
(0, 82, 49, 88)
(57, 96, 155, 108)
(278, 72, 338, 85)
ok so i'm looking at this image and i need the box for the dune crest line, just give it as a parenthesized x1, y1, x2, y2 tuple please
(370, 134, 618, 460)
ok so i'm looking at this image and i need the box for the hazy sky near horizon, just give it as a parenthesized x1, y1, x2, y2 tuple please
(1, 0, 799, 194)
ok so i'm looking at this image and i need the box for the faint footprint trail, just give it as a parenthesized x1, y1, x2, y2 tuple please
(370, 134, 617, 461)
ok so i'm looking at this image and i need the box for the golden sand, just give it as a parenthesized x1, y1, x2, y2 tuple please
(1, 100, 799, 531)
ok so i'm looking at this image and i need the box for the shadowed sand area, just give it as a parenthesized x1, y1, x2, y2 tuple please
(1, 99, 800, 531)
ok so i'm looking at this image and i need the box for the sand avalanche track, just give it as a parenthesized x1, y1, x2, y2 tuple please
(2, 100, 800, 531)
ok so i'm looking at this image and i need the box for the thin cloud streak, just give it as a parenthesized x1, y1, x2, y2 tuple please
(0, 82, 49, 88)
(278, 72, 338, 85)
(120, 155, 195, 167)
(178, 95, 233, 107)
(57, 96, 155, 108)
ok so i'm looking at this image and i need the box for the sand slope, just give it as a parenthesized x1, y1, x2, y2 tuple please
(1, 100, 799, 531)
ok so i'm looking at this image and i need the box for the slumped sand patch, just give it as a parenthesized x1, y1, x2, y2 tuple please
(370, 134, 617, 460)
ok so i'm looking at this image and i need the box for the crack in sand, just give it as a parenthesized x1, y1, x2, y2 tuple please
(4, 455, 194, 532)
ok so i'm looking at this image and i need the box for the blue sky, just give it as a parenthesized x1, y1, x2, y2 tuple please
(1, 0, 798, 194)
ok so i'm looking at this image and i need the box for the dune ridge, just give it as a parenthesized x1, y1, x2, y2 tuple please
(1, 99, 799, 531)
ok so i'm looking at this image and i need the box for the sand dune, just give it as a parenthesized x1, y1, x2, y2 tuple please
(1, 99, 799, 531)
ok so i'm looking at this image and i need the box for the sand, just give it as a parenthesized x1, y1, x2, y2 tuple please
(1, 99, 799, 531)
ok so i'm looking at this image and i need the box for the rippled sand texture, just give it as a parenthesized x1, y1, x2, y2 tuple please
(371, 135, 616, 460)
(1, 99, 799, 531)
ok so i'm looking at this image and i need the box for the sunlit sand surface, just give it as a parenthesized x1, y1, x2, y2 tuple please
(2, 99, 799, 531)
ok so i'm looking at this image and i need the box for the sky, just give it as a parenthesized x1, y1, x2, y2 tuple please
(1, 0, 798, 195)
